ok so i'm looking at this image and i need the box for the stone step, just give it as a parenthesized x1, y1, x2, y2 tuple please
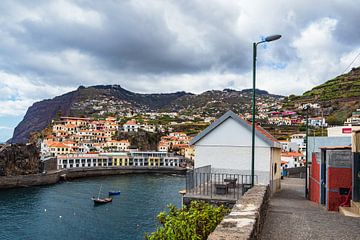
(339, 206, 360, 218)
(351, 200, 360, 215)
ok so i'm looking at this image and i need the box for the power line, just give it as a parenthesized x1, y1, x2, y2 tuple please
(342, 51, 360, 74)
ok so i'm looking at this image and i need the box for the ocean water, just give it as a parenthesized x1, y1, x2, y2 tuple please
(0, 174, 185, 240)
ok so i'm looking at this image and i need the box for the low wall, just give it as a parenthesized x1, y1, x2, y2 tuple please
(207, 185, 270, 240)
(0, 167, 187, 189)
(0, 171, 61, 188)
(62, 167, 186, 179)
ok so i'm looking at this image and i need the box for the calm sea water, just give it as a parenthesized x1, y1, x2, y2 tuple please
(0, 174, 185, 240)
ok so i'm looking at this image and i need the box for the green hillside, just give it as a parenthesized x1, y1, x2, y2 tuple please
(283, 67, 360, 125)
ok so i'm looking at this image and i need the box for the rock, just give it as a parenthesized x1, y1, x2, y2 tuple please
(0, 144, 40, 176)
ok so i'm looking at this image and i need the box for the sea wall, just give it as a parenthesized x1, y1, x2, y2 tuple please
(63, 167, 186, 179)
(0, 167, 187, 189)
(0, 171, 60, 188)
(207, 185, 270, 240)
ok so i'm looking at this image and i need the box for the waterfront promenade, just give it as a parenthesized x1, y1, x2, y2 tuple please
(261, 178, 360, 240)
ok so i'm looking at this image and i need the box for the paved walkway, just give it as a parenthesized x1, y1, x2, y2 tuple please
(261, 178, 360, 240)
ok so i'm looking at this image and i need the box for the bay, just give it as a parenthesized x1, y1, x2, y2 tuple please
(0, 174, 185, 240)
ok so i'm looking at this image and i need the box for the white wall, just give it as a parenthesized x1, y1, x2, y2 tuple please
(193, 118, 272, 185)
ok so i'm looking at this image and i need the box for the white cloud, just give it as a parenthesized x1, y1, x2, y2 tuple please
(0, 0, 358, 131)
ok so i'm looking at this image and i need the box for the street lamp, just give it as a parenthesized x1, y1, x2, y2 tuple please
(305, 105, 309, 198)
(251, 34, 281, 187)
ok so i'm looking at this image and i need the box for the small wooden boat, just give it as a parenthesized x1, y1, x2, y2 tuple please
(92, 184, 112, 204)
(92, 197, 113, 204)
(108, 191, 121, 196)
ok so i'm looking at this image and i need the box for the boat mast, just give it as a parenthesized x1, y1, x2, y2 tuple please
(97, 185, 102, 199)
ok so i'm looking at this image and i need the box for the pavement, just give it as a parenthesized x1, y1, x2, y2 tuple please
(261, 178, 360, 240)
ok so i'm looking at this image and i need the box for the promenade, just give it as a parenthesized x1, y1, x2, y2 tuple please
(261, 178, 360, 240)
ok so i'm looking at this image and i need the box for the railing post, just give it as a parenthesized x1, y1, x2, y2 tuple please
(211, 173, 213, 199)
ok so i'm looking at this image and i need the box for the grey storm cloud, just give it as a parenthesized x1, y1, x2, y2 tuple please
(1, 0, 360, 141)
(8, 0, 251, 76)
(0, 0, 359, 111)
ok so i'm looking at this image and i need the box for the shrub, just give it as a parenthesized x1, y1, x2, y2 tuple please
(146, 201, 229, 240)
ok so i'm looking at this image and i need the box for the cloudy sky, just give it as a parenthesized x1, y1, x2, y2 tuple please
(1, 0, 360, 142)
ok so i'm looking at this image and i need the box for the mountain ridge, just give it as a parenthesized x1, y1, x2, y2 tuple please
(11, 85, 281, 143)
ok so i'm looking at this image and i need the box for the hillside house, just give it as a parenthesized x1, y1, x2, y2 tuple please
(281, 152, 305, 168)
(190, 110, 281, 193)
(123, 120, 139, 132)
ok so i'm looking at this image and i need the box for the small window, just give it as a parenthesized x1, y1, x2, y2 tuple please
(274, 163, 277, 174)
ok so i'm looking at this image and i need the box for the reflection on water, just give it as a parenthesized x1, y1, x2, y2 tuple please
(0, 174, 185, 240)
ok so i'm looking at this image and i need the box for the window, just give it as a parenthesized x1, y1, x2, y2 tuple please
(274, 163, 277, 174)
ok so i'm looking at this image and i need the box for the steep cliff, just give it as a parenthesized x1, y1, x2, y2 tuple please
(0, 144, 40, 176)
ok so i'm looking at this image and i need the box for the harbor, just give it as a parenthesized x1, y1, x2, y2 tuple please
(0, 174, 185, 240)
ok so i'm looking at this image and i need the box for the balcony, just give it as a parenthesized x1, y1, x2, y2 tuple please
(183, 165, 257, 204)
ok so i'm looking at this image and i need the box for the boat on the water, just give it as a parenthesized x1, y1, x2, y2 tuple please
(108, 191, 121, 196)
(92, 197, 113, 204)
(92, 184, 112, 204)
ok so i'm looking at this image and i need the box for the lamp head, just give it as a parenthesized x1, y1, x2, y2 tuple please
(265, 35, 282, 42)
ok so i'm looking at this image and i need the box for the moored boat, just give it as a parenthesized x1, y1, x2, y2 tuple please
(92, 184, 112, 204)
(92, 197, 113, 204)
(108, 191, 121, 196)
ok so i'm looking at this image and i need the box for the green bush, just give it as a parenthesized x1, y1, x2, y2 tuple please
(146, 201, 229, 240)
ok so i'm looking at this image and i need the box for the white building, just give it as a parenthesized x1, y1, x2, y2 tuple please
(308, 117, 327, 127)
(344, 109, 360, 126)
(327, 126, 360, 137)
(57, 151, 183, 169)
(279, 140, 299, 152)
(281, 152, 305, 168)
(123, 120, 139, 132)
(190, 111, 281, 193)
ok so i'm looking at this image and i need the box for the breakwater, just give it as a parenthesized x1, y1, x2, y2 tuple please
(0, 167, 187, 189)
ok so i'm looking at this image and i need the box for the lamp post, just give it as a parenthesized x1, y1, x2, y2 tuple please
(305, 105, 309, 198)
(251, 34, 281, 187)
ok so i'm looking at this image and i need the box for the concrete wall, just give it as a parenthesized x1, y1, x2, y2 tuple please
(0, 167, 186, 189)
(271, 148, 281, 193)
(194, 117, 274, 185)
(208, 185, 270, 240)
(195, 146, 271, 185)
(0, 172, 60, 188)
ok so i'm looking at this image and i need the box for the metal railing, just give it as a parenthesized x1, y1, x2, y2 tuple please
(186, 166, 258, 200)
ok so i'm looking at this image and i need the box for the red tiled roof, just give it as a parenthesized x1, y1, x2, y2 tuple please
(281, 152, 304, 157)
(48, 142, 69, 148)
(244, 120, 278, 143)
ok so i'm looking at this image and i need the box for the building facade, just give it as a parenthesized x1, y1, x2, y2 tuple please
(190, 111, 281, 193)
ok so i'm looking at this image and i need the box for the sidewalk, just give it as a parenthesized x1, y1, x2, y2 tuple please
(261, 178, 360, 240)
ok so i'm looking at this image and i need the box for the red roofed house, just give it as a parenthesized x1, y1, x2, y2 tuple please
(281, 152, 305, 168)
(190, 110, 281, 193)
(123, 120, 139, 132)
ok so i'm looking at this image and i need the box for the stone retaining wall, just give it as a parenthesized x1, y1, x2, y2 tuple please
(208, 185, 270, 240)
(0, 167, 186, 189)
(0, 171, 60, 188)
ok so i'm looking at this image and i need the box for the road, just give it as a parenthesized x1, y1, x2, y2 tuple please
(261, 178, 360, 240)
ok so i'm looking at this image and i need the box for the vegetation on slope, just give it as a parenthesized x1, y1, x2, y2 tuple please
(146, 201, 229, 240)
(283, 67, 360, 124)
